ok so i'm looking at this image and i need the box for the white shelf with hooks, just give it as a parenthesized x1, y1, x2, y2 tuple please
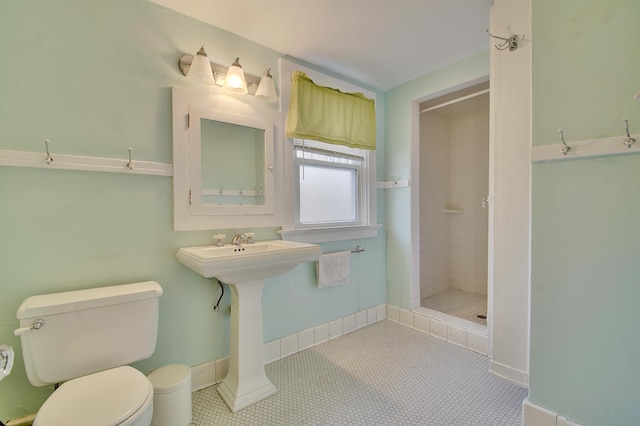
(531, 132, 640, 163)
(0, 149, 173, 176)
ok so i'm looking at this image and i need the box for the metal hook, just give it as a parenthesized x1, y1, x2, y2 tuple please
(486, 30, 525, 51)
(44, 139, 53, 164)
(127, 147, 134, 170)
(622, 119, 636, 148)
(219, 185, 223, 195)
(558, 129, 571, 155)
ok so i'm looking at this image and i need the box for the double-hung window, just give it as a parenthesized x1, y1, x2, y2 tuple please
(294, 140, 364, 227)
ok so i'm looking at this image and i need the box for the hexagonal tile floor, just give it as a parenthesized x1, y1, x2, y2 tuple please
(192, 320, 527, 425)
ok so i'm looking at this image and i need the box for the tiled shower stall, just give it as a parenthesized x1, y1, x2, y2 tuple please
(418, 84, 490, 325)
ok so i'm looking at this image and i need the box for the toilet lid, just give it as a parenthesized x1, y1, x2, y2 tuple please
(35, 366, 151, 426)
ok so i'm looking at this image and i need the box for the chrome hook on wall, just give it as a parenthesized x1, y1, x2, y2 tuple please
(558, 129, 571, 155)
(622, 119, 636, 148)
(486, 30, 525, 51)
(127, 147, 135, 170)
(43, 139, 53, 164)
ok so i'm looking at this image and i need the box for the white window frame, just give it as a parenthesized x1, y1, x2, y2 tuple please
(294, 140, 364, 227)
(278, 58, 380, 243)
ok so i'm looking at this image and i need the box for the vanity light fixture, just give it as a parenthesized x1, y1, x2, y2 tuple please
(255, 69, 278, 102)
(178, 48, 277, 102)
(186, 46, 215, 85)
(223, 58, 248, 94)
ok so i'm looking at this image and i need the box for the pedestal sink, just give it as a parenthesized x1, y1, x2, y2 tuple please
(176, 240, 322, 412)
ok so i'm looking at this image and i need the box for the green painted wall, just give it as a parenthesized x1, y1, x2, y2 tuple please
(530, 1, 640, 424)
(384, 51, 489, 308)
(0, 0, 386, 420)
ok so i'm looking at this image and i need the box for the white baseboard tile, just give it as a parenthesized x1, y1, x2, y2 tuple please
(387, 305, 400, 322)
(215, 357, 229, 383)
(298, 328, 315, 351)
(399, 309, 414, 328)
(390, 305, 489, 357)
(376, 304, 387, 321)
(281, 334, 299, 358)
(466, 331, 488, 356)
(429, 318, 448, 340)
(557, 416, 582, 426)
(522, 399, 556, 426)
(355, 310, 368, 329)
(490, 360, 529, 388)
(367, 307, 377, 324)
(414, 313, 430, 334)
(264, 340, 281, 364)
(190, 360, 216, 392)
(315, 323, 330, 344)
(522, 399, 583, 426)
(329, 318, 343, 339)
(447, 324, 467, 347)
(343, 314, 356, 334)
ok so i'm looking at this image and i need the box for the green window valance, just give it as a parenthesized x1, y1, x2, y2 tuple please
(286, 71, 376, 151)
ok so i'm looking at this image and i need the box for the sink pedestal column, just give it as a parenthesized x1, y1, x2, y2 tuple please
(217, 279, 276, 412)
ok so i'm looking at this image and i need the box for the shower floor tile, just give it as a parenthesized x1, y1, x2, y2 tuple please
(191, 320, 526, 425)
(421, 288, 488, 325)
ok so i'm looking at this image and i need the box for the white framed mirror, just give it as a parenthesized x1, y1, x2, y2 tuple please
(172, 86, 282, 230)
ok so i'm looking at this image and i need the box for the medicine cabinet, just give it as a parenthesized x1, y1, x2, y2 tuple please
(172, 86, 282, 230)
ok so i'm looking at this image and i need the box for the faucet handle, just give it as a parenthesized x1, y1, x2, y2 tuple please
(245, 232, 255, 243)
(213, 234, 226, 247)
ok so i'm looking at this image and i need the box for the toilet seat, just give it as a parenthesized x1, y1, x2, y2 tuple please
(34, 366, 153, 426)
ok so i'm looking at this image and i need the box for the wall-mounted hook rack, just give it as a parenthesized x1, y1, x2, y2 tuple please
(1, 145, 172, 176)
(558, 129, 571, 155)
(532, 124, 640, 163)
(486, 30, 525, 51)
(622, 119, 636, 148)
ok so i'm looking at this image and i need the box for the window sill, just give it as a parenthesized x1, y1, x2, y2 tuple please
(278, 224, 382, 244)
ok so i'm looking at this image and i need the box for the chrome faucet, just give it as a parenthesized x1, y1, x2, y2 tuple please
(231, 233, 248, 246)
(213, 234, 226, 247)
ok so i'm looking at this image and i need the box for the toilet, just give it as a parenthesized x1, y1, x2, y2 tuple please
(14, 281, 163, 426)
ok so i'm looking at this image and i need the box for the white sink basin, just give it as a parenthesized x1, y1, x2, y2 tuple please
(176, 240, 322, 283)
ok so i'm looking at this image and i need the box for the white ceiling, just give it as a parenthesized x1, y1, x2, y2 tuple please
(150, 0, 492, 91)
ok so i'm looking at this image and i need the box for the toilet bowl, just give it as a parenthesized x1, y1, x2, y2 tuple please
(34, 367, 153, 426)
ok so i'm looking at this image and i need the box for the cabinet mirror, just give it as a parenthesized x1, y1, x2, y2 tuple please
(172, 87, 279, 231)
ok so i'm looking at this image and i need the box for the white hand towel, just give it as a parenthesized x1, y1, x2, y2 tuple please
(316, 251, 351, 288)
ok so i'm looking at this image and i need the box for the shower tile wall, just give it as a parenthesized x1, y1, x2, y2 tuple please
(419, 112, 450, 298)
(420, 95, 489, 300)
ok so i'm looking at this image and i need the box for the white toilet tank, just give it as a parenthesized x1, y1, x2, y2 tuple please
(16, 281, 163, 387)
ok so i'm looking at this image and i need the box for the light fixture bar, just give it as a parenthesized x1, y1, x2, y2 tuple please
(178, 54, 262, 95)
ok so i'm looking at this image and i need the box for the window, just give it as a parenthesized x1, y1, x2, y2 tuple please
(294, 140, 364, 227)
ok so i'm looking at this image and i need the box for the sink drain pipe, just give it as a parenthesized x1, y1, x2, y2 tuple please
(213, 279, 225, 312)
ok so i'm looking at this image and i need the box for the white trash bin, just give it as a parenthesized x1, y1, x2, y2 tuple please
(148, 364, 192, 426)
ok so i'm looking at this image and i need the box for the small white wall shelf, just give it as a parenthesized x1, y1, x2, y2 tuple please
(377, 179, 410, 189)
(531, 132, 640, 163)
(0, 149, 173, 176)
